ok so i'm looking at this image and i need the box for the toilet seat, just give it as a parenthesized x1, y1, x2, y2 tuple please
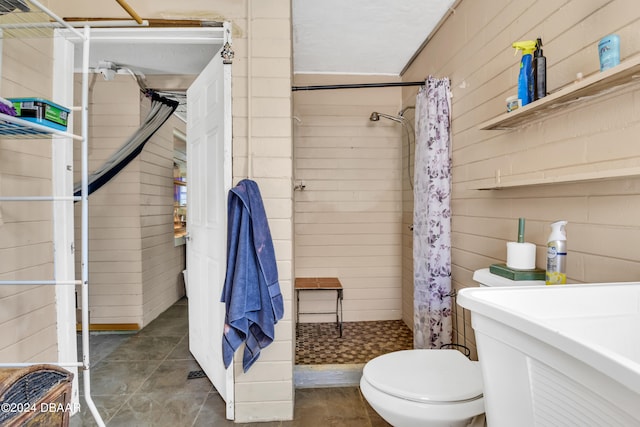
(362, 349, 483, 404)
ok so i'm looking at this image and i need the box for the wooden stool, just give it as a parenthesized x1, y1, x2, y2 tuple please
(295, 277, 343, 337)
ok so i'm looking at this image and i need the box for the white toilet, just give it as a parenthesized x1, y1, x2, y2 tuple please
(360, 268, 545, 427)
(361, 348, 483, 427)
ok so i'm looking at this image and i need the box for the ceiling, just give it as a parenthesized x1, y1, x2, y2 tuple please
(292, 0, 456, 75)
(73, 0, 455, 78)
(72, 27, 226, 121)
(73, 27, 225, 76)
(69, 1, 455, 121)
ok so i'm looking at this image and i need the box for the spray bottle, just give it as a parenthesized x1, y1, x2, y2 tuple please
(512, 40, 537, 106)
(533, 38, 547, 100)
(546, 220, 567, 285)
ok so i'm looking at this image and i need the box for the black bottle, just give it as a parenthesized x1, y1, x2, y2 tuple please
(533, 38, 547, 100)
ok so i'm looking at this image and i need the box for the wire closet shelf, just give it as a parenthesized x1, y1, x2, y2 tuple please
(0, 0, 105, 425)
(0, 0, 85, 138)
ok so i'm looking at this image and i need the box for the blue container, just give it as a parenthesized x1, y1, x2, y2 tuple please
(598, 34, 620, 71)
(9, 97, 70, 131)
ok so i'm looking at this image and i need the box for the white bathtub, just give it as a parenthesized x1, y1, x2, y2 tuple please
(457, 282, 640, 426)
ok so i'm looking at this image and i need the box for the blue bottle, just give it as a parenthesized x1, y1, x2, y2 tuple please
(599, 34, 620, 71)
(513, 40, 536, 106)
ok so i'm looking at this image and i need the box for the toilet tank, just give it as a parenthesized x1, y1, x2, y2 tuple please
(472, 268, 545, 287)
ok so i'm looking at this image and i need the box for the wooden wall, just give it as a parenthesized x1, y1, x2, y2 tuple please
(72, 76, 187, 328)
(293, 74, 404, 322)
(74, 75, 144, 326)
(403, 0, 640, 356)
(139, 99, 187, 326)
(0, 36, 58, 362)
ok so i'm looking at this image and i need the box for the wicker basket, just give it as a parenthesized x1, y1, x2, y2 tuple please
(0, 364, 74, 427)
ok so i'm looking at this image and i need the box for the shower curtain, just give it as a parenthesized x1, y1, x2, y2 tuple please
(413, 76, 452, 349)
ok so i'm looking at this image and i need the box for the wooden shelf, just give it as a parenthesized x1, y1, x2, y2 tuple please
(479, 53, 640, 130)
(470, 166, 640, 190)
(473, 53, 640, 190)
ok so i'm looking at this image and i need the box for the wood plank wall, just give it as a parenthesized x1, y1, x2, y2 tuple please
(0, 37, 58, 362)
(74, 75, 144, 326)
(403, 0, 640, 357)
(73, 75, 186, 328)
(293, 74, 404, 322)
(139, 100, 186, 326)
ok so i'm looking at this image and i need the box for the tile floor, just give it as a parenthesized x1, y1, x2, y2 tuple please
(295, 320, 413, 365)
(70, 298, 391, 426)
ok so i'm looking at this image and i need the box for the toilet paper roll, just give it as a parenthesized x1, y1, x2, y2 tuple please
(506, 242, 536, 270)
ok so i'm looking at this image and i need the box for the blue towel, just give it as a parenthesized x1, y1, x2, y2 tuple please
(221, 179, 284, 371)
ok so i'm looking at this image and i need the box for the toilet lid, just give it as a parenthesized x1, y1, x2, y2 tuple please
(362, 349, 483, 403)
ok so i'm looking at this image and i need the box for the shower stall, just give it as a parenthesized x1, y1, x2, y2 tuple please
(292, 78, 415, 380)
(292, 75, 457, 386)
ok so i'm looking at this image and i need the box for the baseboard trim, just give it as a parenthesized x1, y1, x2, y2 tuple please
(294, 363, 364, 388)
(76, 323, 140, 332)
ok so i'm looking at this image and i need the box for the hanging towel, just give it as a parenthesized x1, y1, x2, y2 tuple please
(221, 179, 284, 372)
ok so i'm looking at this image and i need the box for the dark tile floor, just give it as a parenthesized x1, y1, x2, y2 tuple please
(70, 298, 390, 426)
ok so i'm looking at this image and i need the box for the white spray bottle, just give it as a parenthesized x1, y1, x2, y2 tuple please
(546, 220, 567, 285)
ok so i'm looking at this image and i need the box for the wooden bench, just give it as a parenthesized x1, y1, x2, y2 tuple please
(295, 277, 343, 337)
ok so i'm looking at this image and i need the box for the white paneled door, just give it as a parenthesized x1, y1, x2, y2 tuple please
(186, 50, 234, 419)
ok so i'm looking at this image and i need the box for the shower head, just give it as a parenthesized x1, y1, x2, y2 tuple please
(369, 111, 403, 123)
(369, 110, 416, 190)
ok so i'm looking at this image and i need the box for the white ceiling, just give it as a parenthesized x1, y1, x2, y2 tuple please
(74, 1, 455, 78)
(73, 27, 225, 76)
(67, 1, 455, 121)
(292, 0, 455, 75)
(72, 27, 226, 121)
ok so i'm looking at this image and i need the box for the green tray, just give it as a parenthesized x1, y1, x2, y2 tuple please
(489, 263, 545, 281)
